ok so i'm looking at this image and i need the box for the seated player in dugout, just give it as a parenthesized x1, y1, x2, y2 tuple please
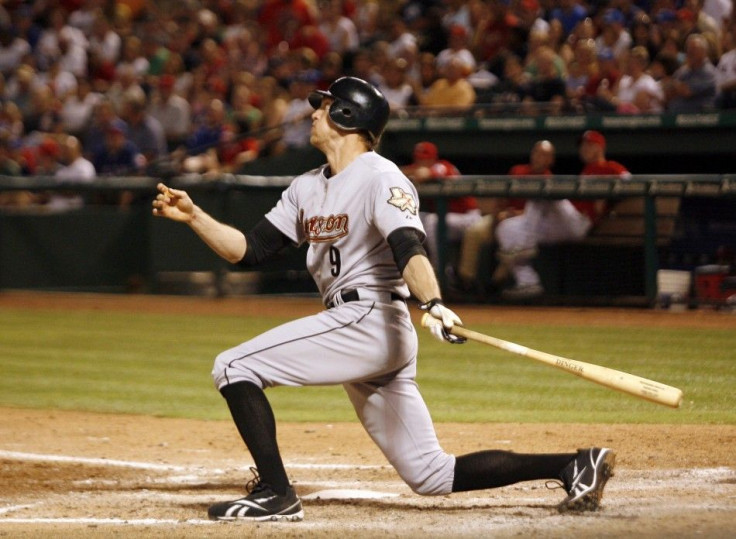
(152, 76, 616, 522)
(454, 139, 556, 293)
(400, 141, 483, 273)
(494, 131, 630, 300)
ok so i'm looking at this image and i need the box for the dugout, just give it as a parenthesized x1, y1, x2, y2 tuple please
(1, 174, 735, 307)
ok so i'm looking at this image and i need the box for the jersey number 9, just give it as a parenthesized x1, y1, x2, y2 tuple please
(329, 246, 341, 277)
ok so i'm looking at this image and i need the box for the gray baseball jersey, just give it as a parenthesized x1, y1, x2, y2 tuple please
(266, 151, 422, 302)
(211, 151, 456, 496)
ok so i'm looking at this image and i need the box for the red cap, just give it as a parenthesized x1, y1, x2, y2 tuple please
(159, 74, 175, 89)
(208, 77, 227, 95)
(95, 60, 116, 82)
(677, 8, 695, 22)
(449, 25, 467, 38)
(414, 141, 438, 161)
(39, 138, 59, 157)
(580, 130, 606, 149)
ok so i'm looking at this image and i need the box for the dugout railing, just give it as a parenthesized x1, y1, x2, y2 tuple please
(415, 174, 736, 305)
(0, 174, 734, 305)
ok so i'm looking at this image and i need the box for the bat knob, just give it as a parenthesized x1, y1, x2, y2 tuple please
(420, 312, 431, 327)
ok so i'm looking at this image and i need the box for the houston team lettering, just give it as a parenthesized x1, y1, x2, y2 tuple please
(303, 213, 349, 242)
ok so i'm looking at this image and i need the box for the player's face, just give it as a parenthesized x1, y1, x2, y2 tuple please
(579, 141, 599, 163)
(310, 98, 334, 149)
(531, 143, 554, 171)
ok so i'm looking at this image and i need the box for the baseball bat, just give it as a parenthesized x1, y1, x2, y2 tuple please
(420, 314, 683, 408)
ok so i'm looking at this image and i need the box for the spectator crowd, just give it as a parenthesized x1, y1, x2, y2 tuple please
(1, 0, 735, 209)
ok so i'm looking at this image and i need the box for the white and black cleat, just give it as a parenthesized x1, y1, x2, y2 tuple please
(208, 482, 304, 522)
(557, 447, 616, 513)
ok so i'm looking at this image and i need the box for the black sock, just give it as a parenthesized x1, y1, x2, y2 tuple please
(452, 450, 576, 492)
(220, 381, 290, 495)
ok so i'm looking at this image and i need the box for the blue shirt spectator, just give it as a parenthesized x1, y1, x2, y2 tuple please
(121, 90, 167, 164)
(83, 99, 125, 159)
(187, 99, 226, 156)
(92, 123, 144, 176)
(550, 0, 589, 35)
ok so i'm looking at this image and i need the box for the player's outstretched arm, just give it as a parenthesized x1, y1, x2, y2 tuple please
(152, 183, 247, 264)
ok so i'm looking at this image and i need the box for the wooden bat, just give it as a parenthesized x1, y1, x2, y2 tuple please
(421, 313, 683, 408)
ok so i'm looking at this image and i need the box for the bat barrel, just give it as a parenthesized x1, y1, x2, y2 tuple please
(420, 314, 683, 409)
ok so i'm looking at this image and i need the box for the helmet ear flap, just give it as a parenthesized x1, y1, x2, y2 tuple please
(329, 100, 357, 131)
(339, 104, 354, 120)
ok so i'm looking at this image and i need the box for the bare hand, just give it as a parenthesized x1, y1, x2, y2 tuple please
(152, 183, 194, 222)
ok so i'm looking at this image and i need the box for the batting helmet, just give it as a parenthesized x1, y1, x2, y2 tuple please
(308, 77, 390, 144)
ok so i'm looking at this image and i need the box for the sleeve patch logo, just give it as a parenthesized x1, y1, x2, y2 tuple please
(387, 187, 417, 215)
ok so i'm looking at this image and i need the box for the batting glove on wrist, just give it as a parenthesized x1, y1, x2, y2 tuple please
(420, 299, 466, 344)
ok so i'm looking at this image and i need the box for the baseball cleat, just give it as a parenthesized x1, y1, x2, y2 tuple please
(208, 479, 304, 522)
(557, 447, 616, 513)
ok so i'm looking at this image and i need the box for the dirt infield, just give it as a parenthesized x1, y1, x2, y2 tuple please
(1, 292, 735, 538)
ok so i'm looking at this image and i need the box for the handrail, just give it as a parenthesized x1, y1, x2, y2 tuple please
(1, 174, 735, 197)
(386, 108, 736, 130)
(413, 175, 735, 199)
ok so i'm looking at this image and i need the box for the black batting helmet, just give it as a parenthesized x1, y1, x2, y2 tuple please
(308, 77, 390, 144)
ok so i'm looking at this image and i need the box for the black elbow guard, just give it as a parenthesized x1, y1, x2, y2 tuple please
(238, 218, 292, 267)
(387, 227, 427, 273)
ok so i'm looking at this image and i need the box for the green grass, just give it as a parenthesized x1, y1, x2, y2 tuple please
(1, 307, 734, 424)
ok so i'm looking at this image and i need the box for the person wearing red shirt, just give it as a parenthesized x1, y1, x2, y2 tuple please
(494, 131, 629, 299)
(472, 0, 514, 65)
(258, 0, 317, 52)
(576, 129, 630, 224)
(455, 139, 556, 290)
(401, 141, 482, 271)
(505, 139, 556, 217)
(288, 25, 331, 60)
(583, 49, 622, 112)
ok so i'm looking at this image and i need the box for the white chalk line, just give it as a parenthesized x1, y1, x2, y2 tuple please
(0, 450, 186, 472)
(290, 462, 389, 470)
(0, 504, 40, 516)
(0, 450, 387, 471)
(0, 518, 216, 526)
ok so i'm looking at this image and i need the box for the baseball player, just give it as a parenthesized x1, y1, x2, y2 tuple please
(152, 77, 615, 522)
(456, 139, 555, 290)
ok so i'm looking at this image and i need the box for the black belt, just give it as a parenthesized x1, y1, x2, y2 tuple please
(326, 289, 405, 309)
